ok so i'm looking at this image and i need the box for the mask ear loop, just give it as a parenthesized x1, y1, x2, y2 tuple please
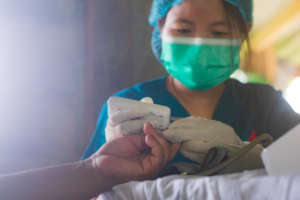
(195, 133, 273, 176)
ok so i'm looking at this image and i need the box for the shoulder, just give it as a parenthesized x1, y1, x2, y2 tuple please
(228, 79, 281, 102)
(112, 76, 167, 100)
(228, 78, 277, 93)
(226, 79, 283, 116)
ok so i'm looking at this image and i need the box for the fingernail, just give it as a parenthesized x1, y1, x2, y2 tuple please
(144, 121, 152, 131)
(145, 134, 152, 145)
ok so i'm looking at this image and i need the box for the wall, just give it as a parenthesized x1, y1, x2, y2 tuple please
(0, 0, 164, 173)
(0, 0, 87, 173)
(84, 0, 165, 144)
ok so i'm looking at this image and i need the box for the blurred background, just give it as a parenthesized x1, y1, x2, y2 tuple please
(239, 0, 300, 113)
(0, 0, 299, 174)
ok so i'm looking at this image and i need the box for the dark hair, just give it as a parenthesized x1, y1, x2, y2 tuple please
(222, 1, 251, 67)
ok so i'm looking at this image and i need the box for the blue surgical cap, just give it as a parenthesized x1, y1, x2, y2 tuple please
(149, 0, 253, 60)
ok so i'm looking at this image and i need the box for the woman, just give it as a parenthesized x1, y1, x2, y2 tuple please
(82, 0, 300, 165)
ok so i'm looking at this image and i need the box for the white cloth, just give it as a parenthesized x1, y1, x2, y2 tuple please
(98, 170, 300, 200)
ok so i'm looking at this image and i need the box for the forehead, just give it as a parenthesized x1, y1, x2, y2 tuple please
(166, 0, 227, 23)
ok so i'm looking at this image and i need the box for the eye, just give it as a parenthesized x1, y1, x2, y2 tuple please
(212, 31, 229, 37)
(175, 29, 192, 34)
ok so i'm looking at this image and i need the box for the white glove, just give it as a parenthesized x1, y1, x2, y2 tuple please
(163, 117, 244, 163)
(105, 97, 170, 142)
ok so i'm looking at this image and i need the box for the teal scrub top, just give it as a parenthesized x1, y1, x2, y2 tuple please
(82, 76, 300, 161)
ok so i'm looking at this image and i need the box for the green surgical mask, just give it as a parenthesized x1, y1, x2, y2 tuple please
(160, 35, 241, 90)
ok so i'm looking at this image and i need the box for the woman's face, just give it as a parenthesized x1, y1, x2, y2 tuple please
(159, 0, 242, 39)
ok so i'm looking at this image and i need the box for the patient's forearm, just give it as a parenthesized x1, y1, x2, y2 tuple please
(0, 160, 112, 200)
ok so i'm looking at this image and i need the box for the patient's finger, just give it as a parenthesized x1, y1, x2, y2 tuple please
(144, 122, 172, 164)
(143, 130, 165, 176)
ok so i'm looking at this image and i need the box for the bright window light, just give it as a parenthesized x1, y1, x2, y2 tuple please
(284, 77, 300, 114)
(231, 69, 248, 83)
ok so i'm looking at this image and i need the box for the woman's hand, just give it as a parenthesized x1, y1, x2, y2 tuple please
(88, 122, 180, 185)
(105, 97, 169, 142)
(105, 108, 149, 141)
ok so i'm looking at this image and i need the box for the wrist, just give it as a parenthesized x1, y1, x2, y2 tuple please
(81, 158, 115, 193)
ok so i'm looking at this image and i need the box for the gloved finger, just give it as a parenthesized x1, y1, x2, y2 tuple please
(223, 143, 263, 156)
(105, 119, 145, 142)
(218, 144, 264, 174)
(221, 144, 244, 156)
(144, 122, 173, 164)
(109, 110, 149, 125)
(163, 128, 213, 143)
(169, 117, 234, 133)
(140, 97, 154, 104)
(168, 117, 219, 130)
(237, 144, 264, 168)
(167, 117, 243, 145)
(115, 119, 147, 135)
(105, 123, 123, 142)
(162, 129, 184, 143)
(180, 148, 206, 164)
(181, 140, 213, 153)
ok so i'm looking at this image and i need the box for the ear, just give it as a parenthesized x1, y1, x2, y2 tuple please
(158, 18, 165, 33)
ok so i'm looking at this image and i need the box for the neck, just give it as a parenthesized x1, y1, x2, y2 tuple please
(167, 76, 225, 100)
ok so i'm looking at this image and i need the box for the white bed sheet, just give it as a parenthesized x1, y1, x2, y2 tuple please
(98, 170, 300, 200)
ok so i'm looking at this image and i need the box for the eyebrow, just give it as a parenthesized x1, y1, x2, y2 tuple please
(174, 18, 195, 25)
(173, 19, 229, 28)
(210, 21, 228, 27)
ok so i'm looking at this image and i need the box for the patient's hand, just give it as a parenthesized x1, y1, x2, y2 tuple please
(89, 122, 180, 184)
